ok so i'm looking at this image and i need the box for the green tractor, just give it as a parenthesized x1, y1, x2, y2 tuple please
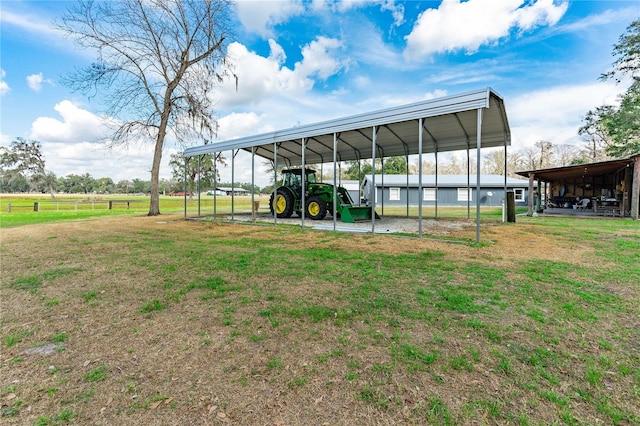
(269, 168, 379, 223)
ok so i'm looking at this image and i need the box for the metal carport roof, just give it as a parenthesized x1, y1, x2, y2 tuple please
(183, 88, 513, 242)
(183, 87, 510, 164)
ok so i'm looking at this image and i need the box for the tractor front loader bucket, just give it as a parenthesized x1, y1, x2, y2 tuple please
(339, 206, 380, 223)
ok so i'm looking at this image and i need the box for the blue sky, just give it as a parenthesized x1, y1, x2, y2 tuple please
(0, 0, 637, 186)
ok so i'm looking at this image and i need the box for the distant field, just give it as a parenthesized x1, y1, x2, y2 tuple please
(0, 194, 270, 228)
(1, 208, 638, 424)
(0, 193, 521, 229)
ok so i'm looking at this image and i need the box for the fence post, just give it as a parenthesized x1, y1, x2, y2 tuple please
(34, 202, 39, 212)
(506, 191, 516, 223)
(108, 201, 113, 210)
(7, 203, 11, 213)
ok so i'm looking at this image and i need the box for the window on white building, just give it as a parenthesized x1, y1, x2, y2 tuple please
(423, 188, 436, 201)
(457, 188, 472, 202)
(389, 187, 400, 201)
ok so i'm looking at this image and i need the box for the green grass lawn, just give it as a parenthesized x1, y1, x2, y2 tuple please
(1, 210, 638, 424)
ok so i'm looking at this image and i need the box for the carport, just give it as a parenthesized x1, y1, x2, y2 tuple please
(183, 88, 511, 242)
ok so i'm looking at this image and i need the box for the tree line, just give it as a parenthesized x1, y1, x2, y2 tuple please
(0, 133, 631, 197)
(0, 139, 270, 196)
(337, 138, 612, 182)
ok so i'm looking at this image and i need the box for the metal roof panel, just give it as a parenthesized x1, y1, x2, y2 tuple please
(184, 88, 510, 166)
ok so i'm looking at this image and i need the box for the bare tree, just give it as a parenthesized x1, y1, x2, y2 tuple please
(439, 154, 467, 175)
(521, 140, 555, 171)
(554, 144, 581, 167)
(534, 140, 554, 169)
(58, 0, 235, 215)
(506, 150, 526, 177)
(411, 159, 436, 175)
(481, 149, 505, 175)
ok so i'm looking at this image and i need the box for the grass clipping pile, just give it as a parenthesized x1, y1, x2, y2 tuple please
(1, 214, 638, 425)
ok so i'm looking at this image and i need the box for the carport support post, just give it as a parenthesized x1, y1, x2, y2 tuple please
(251, 146, 255, 224)
(405, 152, 409, 217)
(467, 147, 471, 219)
(380, 157, 385, 217)
(632, 155, 640, 220)
(273, 143, 278, 225)
(371, 126, 377, 234)
(333, 133, 337, 232)
(475, 108, 482, 243)
(213, 153, 218, 221)
(404, 150, 410, 219)
(435, 150, 439, 219)
(418, 118, 423, 238)
(197, 155, 201, 218)
(183, 158, 188, 219)
(231, 149, 236, 221)
(301, 138, 306, 230)
(504, 141, 508, 217)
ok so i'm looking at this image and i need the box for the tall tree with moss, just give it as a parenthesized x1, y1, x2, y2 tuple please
(169, 151, 223, 196)
(581, 19, 640, 158)
(0, 138, 57, 198)
(58, 0, 235, 215)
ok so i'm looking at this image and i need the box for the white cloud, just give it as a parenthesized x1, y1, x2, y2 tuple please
(26, 72, 54, 92)
(404, 0, 569, 61)
(217, 38, 344, 108)
(27, 74, 43, 91)
(508, 81, 622, 148)
(296, 36, 344, 80)
(30, 100, 109, 143)
(235, 0, 304, 37)
(354, 89, 449, 111)
(346, 20, 402, 69)
(25, 100, 181, 181)
(380, 0, 405, 27)
(217, 42, 290, 107)
(514, 0, 567, 32)
(42, 140, 172, 182)
(0, 69, 10, 95)
(0, 9, 58, 37)
(311, 0, 404, 25)
(216, 112, 274, 141)
(549, 5, 634, 34)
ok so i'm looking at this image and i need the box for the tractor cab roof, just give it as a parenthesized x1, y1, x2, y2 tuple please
(283, 168, 316, 175)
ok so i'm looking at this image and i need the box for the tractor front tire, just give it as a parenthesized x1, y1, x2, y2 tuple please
(305, 196, 328, 220)
(270, 188, 294, 218)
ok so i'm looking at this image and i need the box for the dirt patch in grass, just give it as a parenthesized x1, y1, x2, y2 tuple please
(1, 214, 638, 425)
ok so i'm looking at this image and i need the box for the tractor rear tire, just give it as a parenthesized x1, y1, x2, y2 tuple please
(305, 196, 327, 220)
(270, 188, 294, 218)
